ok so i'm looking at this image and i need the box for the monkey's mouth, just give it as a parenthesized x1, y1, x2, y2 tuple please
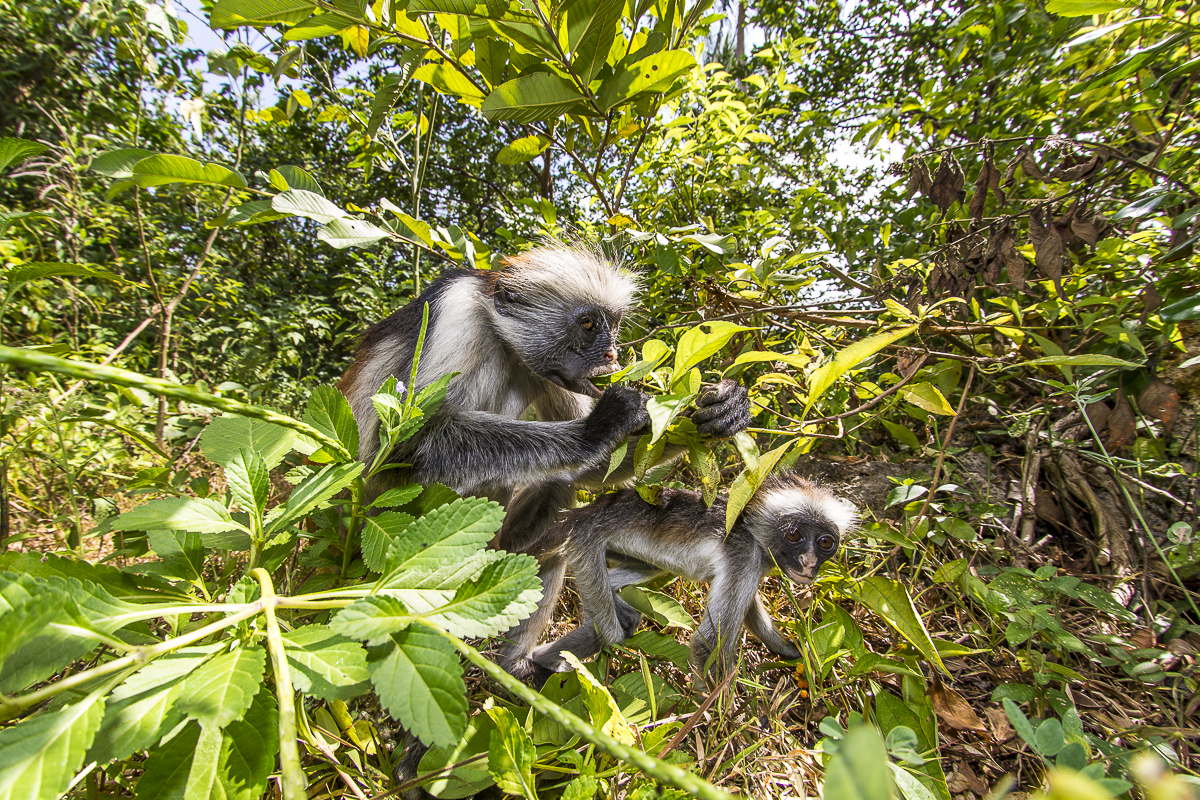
(547, 372, 605, 398)
(783, 567, 817, 585)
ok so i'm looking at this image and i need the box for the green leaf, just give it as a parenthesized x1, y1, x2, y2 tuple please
(1160, 296, 1200, 322)
(200, 413, 296, 470)
(481, 73, 587, 123)
(418, 714, 497, 798)
(725, 439, 794, 533)
(1035, 717, 1065, 757)
(646, 389, 696, 444)
(565, 652, 635, 744)
(331, 596, 413, 645)
(3, 262, 123, 295)
(368, 55, 424, 136)
(130, 154, 247, 189)
(671, 321, 754, 387)
(268, 165, 324, 195)
(368, 624, 467, 748)
(271, 188, 347, 223)
(226, 447, 269, 518)
(821, 725, 893, 800)
(382, 497, 504, 577)
(1045, 0, 1134, 16)
(421, 555, 541, 637)
(210, 0, 317, 28)
(901, 383, 956, 415)
(0, 137, 48, 173)
(1012, 355, 1143, 369)
(265, 462, 363, 535)
(108, 497, 248, 535)
(89, 148, 156, 178)
(0, 693, 105, 800)
(370, 484, 423, 509)
(224, 200, 289, 226)
(485, 707, 537, 800)
(852, 577, 947, 673)
(361, 512, 417, 573)
(302, 384, 359, 462)
(618, 586, 694, 631)
(281, 626, 370, 701)
(566, 0, 623, 83)
(497, 134, 551, 164)
(176, 645, 267, 729)
(599, 50, 698, 111)
(806, 325, 919, 411)
(881, 419, 921, 450)
(318, 217, 393, 249)
(88, 645, 223, 765)
(412, 63, 486, 101)
(130, 721, 200, 800)
(625, 631, 691, 670)
(1002, 699, 1040, 753)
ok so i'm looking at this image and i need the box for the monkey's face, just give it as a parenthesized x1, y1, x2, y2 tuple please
(772, 516, 840, 584)
(495, 288, 624, 396)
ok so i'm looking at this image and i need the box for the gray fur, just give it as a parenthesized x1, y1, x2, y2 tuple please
(509, 474, 856, 686)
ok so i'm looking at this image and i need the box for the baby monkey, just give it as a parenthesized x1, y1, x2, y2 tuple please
(504, 473, 858, 685)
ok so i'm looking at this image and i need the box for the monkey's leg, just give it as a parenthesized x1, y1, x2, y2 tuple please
(495, 480, 576, 554)
(606, 562, 665, 637)
(530, 545, 625, 671)
(498, 554, 566, 686)
(689, 565, 759, 684)
(743, 593, 801, 660)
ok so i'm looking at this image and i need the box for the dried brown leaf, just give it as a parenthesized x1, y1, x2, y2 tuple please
(992, 225, 1028, 291)
(1054, 154, 1103, 182)
(1143, 285, 1161, 313)
(1085, 401, 1111, 433)
(1035, 492, 1066, 524)
(906, 160, 932, 199)
(897, 349, 923, 378)
(985, 706, 1015, 743)
(1002, 148, 1024, 186)
(1104, 397, 1136, 451)
(929, 155, 966, 211)
(1023, 151, 1047, 181)
(969, 157, 1002, 223)
(930, 674, 987, 732)
(1138, 378, 1181, 435)
(1029, 208, 1065, 289)
(1071, 210, 1102, 246)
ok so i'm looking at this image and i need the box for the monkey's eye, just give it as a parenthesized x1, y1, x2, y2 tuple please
(784, 528, 802, 543)
(817, 534, 837, 551)
(581, 317, 594, 330)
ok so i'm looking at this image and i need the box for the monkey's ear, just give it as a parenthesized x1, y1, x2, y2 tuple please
(494, 285, 521, 313)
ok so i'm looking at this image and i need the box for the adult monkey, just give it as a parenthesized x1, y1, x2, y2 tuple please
(337, 243, 751, 553)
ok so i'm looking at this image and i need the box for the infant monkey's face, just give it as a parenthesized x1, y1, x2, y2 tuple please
(773, 516, 840, 584)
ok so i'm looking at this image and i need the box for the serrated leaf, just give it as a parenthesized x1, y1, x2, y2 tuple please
(852, 577, 946, 674)
(369, 484, 423, 509)
(421, 555, 541, 638)
(0, 692, 105, 800)
(108, 497, 247, 535)
(271, 188, 347, 223)
(806, 325, 919, 411)
(618, 587, 693, 631)
(481, 73, 586, 122)
(671, 321, 754, 387)
(131, 721, 200, 800)
(368, 624, 467, 748)
(381, 497, 504, 577)
(210, 0, 317, 27)
(900, 382, 956, 415)
(199, 414, 296, 470)
(226, 447, 269, 517)
(0, 137, 48, 173)
(130, 154, 247, 189)
(331, 596, 414, 644)
(265, 462, 363, 535)
(302, 384, 359, 462)
(176, 645, 266, 729)
(412, 63, 486, 100)
(496, 134, 551, 165)
(599, 49, 697, 111)
(88, 645, 223, 765)
(282, 626, 370, 702)
(485, 707, 537, 800)
(361, 512, 417, 573)
(318, 216, 392, 249)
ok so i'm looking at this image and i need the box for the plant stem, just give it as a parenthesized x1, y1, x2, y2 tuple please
(252, 569, 308, 800)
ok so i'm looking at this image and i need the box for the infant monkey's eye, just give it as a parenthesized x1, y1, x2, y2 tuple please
(817, 534, 836, 551)
(581, 318, 594, 330)
(784, 528, 802, 542)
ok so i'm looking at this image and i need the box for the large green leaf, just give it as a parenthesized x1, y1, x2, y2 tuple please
(108, 497, 248, 536)
(302, 384, 359, 462)
(0, 138, 47, 173)
(420, 555, 541, 637)
(90, 148, 156, 178)
(565, 0, 623, 83)
(724, 439, 794, 533)
(281, 626, 370, 702)
(599, 50, 697, 111)
(360, 512, 417, 573)
(199, 413, 297, 470)
(412, 63, 486, 100)
(210, 0, 317, 28)
(130, 154, 247, 189)
(481, 73, 587, 122)
(88, 645, 223, 765)
(1012, 354, 1143, 369)
(330, 596, 414, 645)
(0, 693, 105, 800)
(671, 321, 754, 387)
(317, 217, 393, 249)
(821, 725, 894, 800)
(175, 645, 267, 729)
(264, 462, 363, 535)
(368, 624, 467, 748)
(1045, 0, 1134, 16)
(270, 188, 347, 223)
(805, 324, 919, 412)
(851, 578, 946, 673)
(3, 263, 123, 295)
(226, 448, 270, 518)
(618, 587, 694, 631)
(418, 714, 497, 798)
(486, 707, 537, 800)
(382, 497, 504, 577)
(496, 134, 551, 165)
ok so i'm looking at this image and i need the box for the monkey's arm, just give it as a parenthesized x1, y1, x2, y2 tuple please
(689, 560, 761, 683)
(405, 387, 648, 495)
(743, 593, 802, 660)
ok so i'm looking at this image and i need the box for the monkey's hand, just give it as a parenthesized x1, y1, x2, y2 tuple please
(692, 379, 751, 439)
(584, 386, 650, 447)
